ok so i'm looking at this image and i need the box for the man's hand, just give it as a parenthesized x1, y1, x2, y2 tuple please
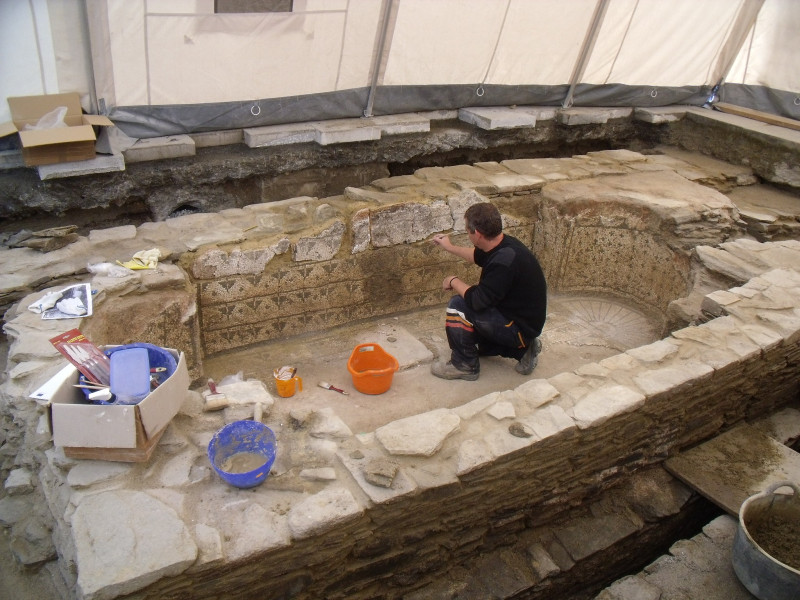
(431, 233, 453, 251)
(432, 232, 476, 264)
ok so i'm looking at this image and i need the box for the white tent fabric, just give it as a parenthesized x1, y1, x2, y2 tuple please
(1, 0, 798, 137)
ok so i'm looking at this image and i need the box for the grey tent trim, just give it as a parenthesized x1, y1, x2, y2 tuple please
(108, 84, 714, 139)
(719, 84, 800, 121)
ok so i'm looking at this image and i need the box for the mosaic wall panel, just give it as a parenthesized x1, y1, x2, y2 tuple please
(557, 225, 688, 313)
(197, 257, 363, 306)
(198, 240, 477, 355)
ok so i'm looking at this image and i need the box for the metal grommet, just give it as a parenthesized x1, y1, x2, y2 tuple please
(251, 104, 261, 116)
(476, 85, 485, 97)
(650, 89, 658, 98)
(794, 97, 800, 106)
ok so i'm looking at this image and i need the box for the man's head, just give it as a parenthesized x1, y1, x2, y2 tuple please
(464, 202, 502, 239)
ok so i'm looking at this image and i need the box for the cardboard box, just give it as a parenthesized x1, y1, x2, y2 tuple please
(30, 348, 189, 462)
(0, 93, 113, 166)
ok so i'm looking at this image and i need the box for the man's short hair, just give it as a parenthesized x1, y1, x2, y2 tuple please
(465, 203, 502, 238)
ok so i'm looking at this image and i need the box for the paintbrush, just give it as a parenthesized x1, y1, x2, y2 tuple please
(203, 378, 229, 411)
(318, 381, 348, 395)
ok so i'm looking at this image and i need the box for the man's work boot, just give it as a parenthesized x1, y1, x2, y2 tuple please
(431, 361, 479, 381)
(515, 337, 542, 375)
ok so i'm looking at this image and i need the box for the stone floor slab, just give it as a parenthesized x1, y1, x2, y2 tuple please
(665, 423, 800, 515)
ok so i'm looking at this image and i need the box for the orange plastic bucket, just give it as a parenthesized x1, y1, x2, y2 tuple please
(347, 343, 399, 395)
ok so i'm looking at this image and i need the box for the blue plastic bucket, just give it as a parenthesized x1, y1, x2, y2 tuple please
(207, 421, 277, 489)
(82, 343, 178, 405)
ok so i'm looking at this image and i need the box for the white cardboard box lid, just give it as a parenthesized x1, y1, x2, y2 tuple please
(31, 349, 189, 449)
(1, 92, 114, 143)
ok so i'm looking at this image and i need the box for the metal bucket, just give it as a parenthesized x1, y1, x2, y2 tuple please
(732, 481, 800, 600)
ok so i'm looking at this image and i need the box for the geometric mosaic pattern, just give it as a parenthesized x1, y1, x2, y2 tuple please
(198, 240, 478, 355)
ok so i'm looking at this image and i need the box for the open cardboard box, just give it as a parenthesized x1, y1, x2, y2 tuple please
(0, 92, 113, 166)
(30, 348, 189, 462)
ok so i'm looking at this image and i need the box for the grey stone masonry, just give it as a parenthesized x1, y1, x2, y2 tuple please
(1, 146, 800, 599)
(595, 516, 753, 600)
(122, 134, 196, 163)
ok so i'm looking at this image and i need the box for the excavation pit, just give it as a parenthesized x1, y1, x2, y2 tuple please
(1, 144, 800, 600)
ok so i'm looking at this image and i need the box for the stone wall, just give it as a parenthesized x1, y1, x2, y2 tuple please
(188, 150, 739, 357)
(79, 270, 799, 599)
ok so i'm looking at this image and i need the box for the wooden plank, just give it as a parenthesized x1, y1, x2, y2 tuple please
(664, 423, 800, 516)
(715, 102, 800, 132)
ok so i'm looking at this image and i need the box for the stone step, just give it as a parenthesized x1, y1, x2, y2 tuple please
(664, 422, 800, 515)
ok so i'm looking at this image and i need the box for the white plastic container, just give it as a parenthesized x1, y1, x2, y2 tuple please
(110, 347, 150, 404)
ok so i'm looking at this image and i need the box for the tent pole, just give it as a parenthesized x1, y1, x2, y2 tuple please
(708, 0, 765, 106)
(562, 0, 610, 109)
(364, 0, 394, 118)
(80, 0, 100, 114)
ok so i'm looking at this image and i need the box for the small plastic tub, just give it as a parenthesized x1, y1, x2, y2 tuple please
(347, 343, 399, 395)
(207, 421, 277, 489)
(81, 343, 179, 405)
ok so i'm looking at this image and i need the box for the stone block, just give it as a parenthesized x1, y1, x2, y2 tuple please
(554, 512, 641, 561)
(222, 503, 290, 561)
(122, 135, 195, 164)
(375, 408, 461, 457)
(701, 289, 741, 317)
(4, 468, 33, 495)
(354, 324, 434, 370)
(514, 379, 560, 410)
(189, 129, 243, 148)
(487, 401, 516, 420)
(453, 392, 501, 420)
(528, 542, 561, 579)
(633, 361, 714, 397)
(517, 106, 558, 121)
(626, 339, 680, 363)
(370, 113, 430, 135)
(351, 208, 370, 254)
(72, 491, 197, 600)
(293, 221, 345, 262)
(459, 106, 538, 130)
(415, 109, 459, 121)
(244, 123, 315, 147)
(559, 107, 633, 125)
(570, 385, 645, 429)
(88, 225, 137, 244)
(491, 426, 539, 458)
(287, 488, 363, 539)
(300, 467, 337, 482)
(191, 524, 223, 569)
(596, 575, 662, 600)
(483, 172, 546, 193)
(369, 201, 453, 247)
(520, 404, 575, 440)
(314, 120, 381, 145)
(634, 106, 689, 123)
(38, 153, 125, 180)
(337, 445, 418, 503)
(457, 438, 494, 475)
(310, 407, 352, 440)
(192, 244, 286, 278)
